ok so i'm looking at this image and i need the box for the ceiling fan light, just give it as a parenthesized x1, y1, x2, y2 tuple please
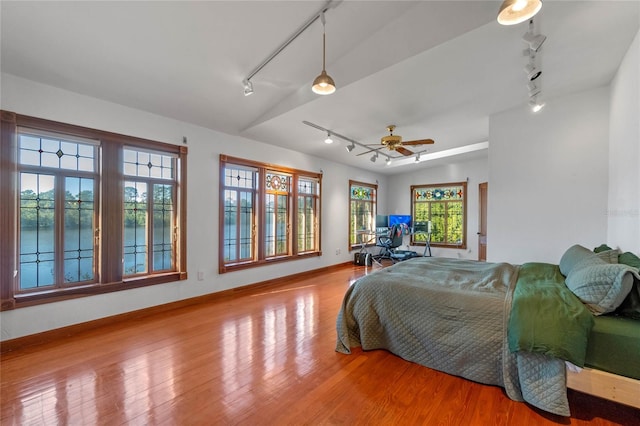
(497, 0, 542, 25)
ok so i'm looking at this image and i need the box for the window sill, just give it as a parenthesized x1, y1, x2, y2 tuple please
(4, 272, 186, 311)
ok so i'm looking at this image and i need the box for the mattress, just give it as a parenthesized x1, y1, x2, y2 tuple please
(584, 315, 640, 379)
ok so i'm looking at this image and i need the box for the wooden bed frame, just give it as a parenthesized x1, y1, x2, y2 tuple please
(566, 366, 640, 409)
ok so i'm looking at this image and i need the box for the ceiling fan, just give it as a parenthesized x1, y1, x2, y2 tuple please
(372, 125, 435, 156)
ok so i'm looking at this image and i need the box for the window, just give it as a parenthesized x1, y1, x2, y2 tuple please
(410, 182, 467, 248)
(349, 180, 377, 249)
(17, 130, 99, 290)
(0, 111, 187, 310)
(219, 155, 321, 273)
(123, 148, 177, 275)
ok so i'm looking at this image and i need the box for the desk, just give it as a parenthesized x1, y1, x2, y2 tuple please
(356, 230, 380, 266)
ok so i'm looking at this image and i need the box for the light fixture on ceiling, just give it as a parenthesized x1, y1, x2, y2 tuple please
(522, 19, 546, 52)
(370, 153, 378, 163)
(415, 153, 421, 163)
(385, 157, 392, 166)
(311, 12, 336, 95)
(346, 142, 355, 152)
(529, 96, 545, 112)
(324, 132, 334, 144)
(497, 0, 542, 26)
(524, 57, 541, 81)
(527, 81, 540, 98)
(243, 79, 254, 96)
(242, 1, 339, 97)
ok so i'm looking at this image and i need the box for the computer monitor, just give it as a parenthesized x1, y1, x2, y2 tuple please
(375, 215, 388, 228)
(388, 214, 412, 228)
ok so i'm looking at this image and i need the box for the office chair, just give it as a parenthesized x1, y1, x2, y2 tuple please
(375, 224, 404, 261)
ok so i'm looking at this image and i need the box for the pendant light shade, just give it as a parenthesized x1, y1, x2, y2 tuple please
(497, 0, 542, 26)
(312, 13, 336, 95)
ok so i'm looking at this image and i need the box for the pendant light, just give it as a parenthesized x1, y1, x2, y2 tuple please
(497, 0, 542, 26)
(312, 12, 336, 95)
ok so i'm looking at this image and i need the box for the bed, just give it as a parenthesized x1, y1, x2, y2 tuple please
(335, 245, 640, 416)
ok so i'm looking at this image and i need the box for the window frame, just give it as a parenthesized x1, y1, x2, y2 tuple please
(348, 180, 378, 250)
(219, 155, 321, 274)
(0, 111, 188, 311)
(410, 181, 467, 249)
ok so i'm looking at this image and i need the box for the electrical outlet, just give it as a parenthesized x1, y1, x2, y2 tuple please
(197, 270, 204, 281)
(336, 248, 341, 255)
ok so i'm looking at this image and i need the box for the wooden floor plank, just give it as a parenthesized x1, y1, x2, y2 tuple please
(2, 263, 639, 425)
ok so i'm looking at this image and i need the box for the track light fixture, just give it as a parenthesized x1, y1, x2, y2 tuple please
(529, 96, 545, 112)
(324, 132, 334, 144)
(522, 19, 546, 52)
(346, 142, 355, 152)
(312, 12, 336, 95)
(524, 59, 541, 81)
(415, 153, 421, 163)
(243, 79, 254, 96)
(527, 81, 540, 98)
(385, 157, 392, 166)
(370, 153, 378, 163)
(243, 1, 339, 97)
(497, 0, 542, 26)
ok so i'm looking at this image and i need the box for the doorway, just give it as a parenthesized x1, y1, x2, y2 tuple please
(478, 182, 488, 261)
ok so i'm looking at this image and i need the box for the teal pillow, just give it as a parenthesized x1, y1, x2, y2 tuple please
(559, 244, 599, 276)
(565, 263, 636, 315)
(614, 251, 640, 318)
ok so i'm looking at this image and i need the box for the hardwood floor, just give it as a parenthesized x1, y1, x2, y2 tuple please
(1, 263, 639, 425)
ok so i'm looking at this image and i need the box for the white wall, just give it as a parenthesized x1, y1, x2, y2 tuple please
(387, 155, 488, 260)
(608, 30, 640, 254)
(0, 73, 387, 341)
(488, 87, 611, 264)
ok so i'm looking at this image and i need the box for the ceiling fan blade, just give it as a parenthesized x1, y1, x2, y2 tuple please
(402, 139, 435, 146)
(396, 146, 414, 156)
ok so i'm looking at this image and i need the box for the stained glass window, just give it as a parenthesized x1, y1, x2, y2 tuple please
(411, 182, 466, 248)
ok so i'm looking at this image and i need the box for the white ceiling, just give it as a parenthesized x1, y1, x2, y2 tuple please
(1, 1, 638, 174)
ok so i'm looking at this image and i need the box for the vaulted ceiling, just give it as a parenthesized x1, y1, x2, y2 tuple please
(2, 1, 638, 174)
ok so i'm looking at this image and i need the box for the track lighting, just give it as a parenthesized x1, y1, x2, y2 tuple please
(497, 0, 542, 26)
(522, 19, 546, 52)
(346, 142, 355, 152)
(370, 153, 378, 163)
(529, 97, 545, 112)
(385, 157, 392, 166)
(523, 32, 546, 52)
(243, 79, 254, 96)
(243, 2, 340, 98)
(527, 81, 540, 98)
(524, 61, 541, 81)
(324, 132, 333, 144)
(415, 153, 421, 163)
(312, 12, 336, 95)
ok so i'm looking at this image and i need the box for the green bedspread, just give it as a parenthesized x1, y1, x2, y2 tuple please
(508, 262, 594, 366)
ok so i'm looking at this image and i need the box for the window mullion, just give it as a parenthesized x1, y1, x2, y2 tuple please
(55, 173, 65, 287)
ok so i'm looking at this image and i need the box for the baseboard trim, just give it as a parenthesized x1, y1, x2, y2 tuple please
(1, 262, 353, 354)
